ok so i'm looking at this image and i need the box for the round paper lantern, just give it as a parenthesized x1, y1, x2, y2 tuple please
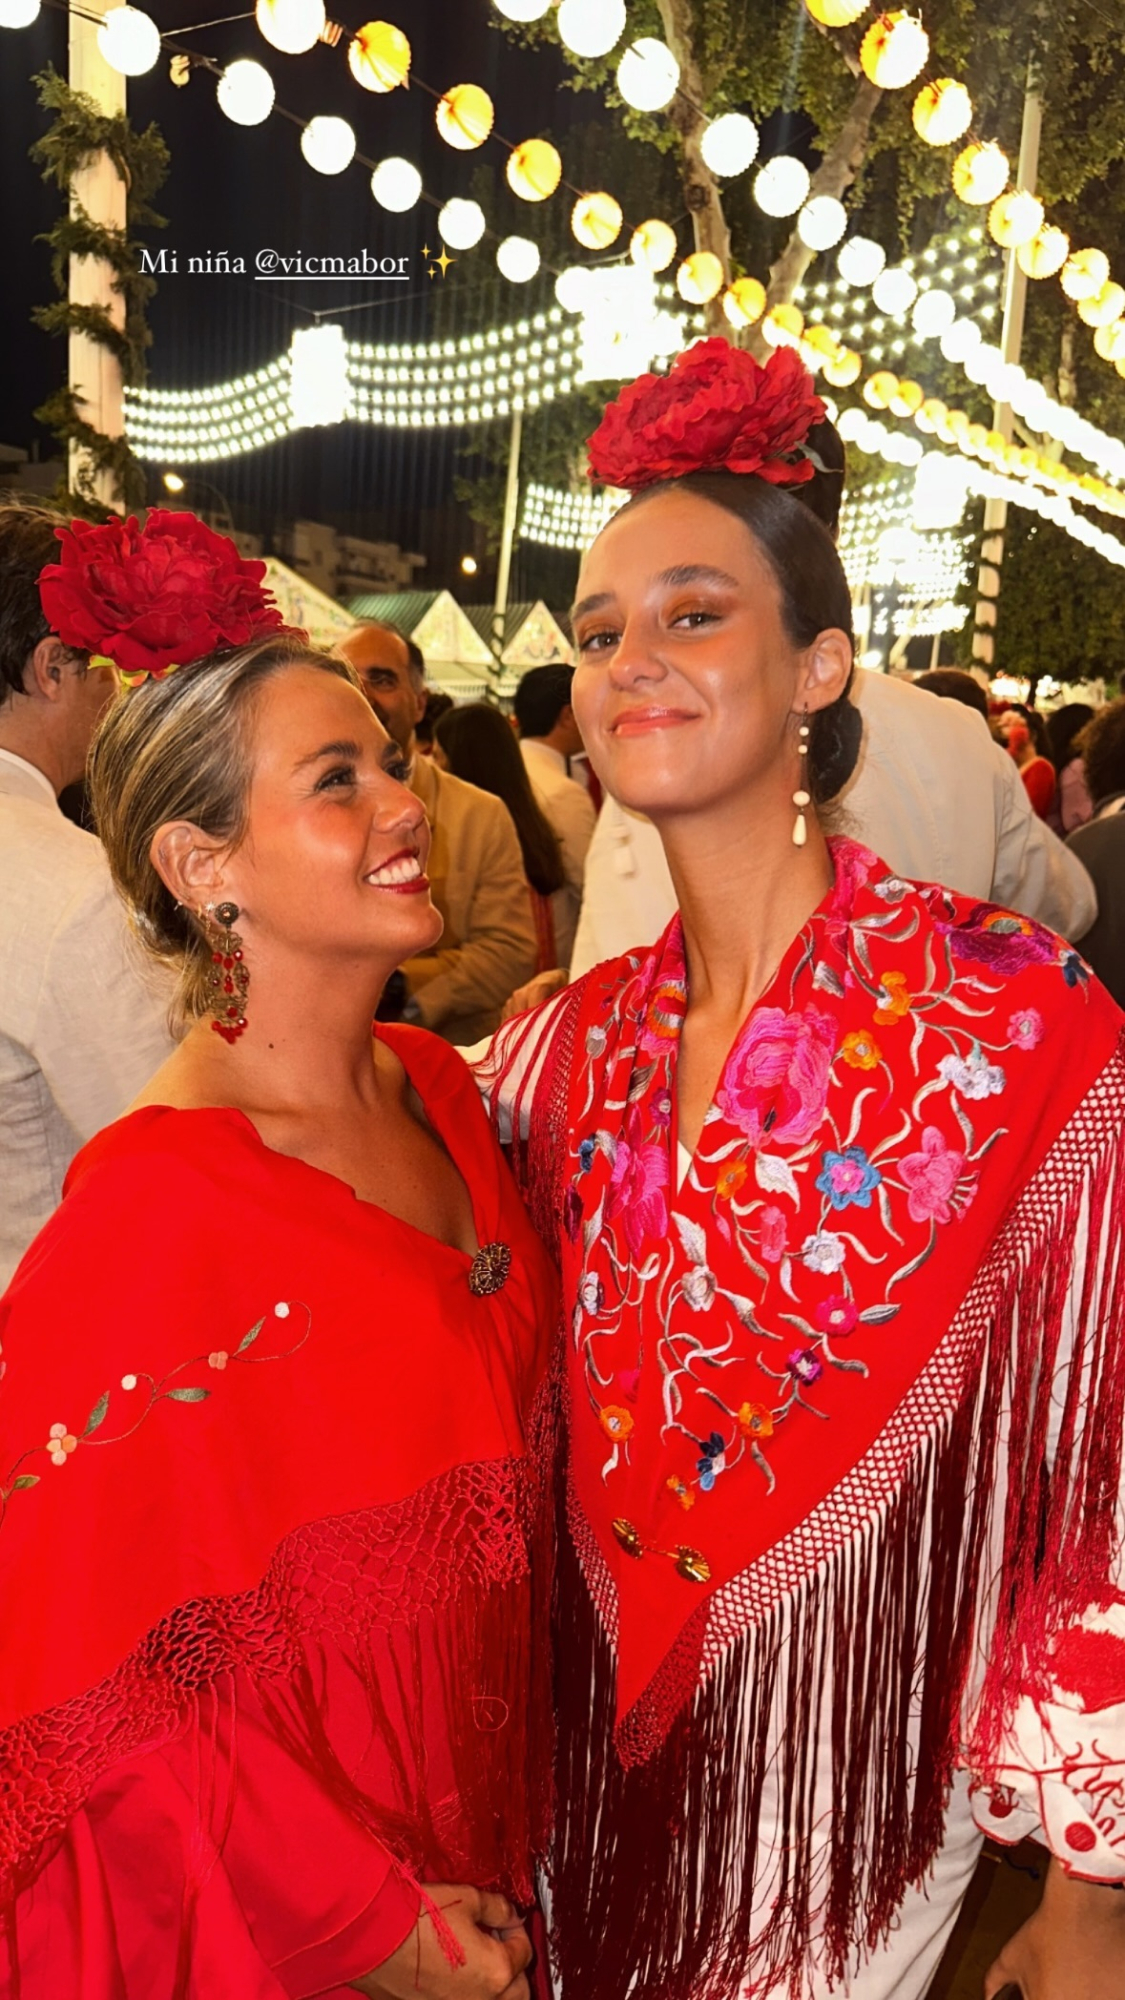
(945, 409, 971, 440)
(301, 116, 355, 175)
(911, 287, 956, 338)
(1078, 281, 1125, 328)
(700, 113, 759, 178)
(753, 155, 811, 218)
(1017, 226, 1069, 280)
(988, 189, 1044, 250)
(555, 266, 594, 313)
(348, 21, 410, 92)
(863, 370, 899, 410)
(438, 198, 486, 250)
(630, 219, 678, 272)
(616, 38, 680, 112)
(859, 13, 929, 90)
(837, 235, 886, 286)
(951, 141, 1009, 206)
(722, 276, 767, 328)
(370, 157, 421, 211)
(97, 5, 160, 74)
(506, 139, 563, 202)
(677, 252, 724, 304)
(823, 347, 862, 388)
(436, 84, 494, 150)
(802, 323, 840, 360)
(805, 0, 869, 23)
(494, 0, 550, 17)
(572, 192, 623, 250)
(889, 378, 923, 417)
(939, 316, 982, 362)
(1061, 248, 1110, 301)
(797, 196, 847, 250)
(916, 397, 948, 433)
(217, 58, 275, 126)
(0, 0, 41, 25)
(557, 0, 626, 59)
(872, 264, 918, 315)
(496, 235, 540, 283)
(912, 78, 972, 146)
(1093, 321, 1125, 364)
(762, 302, 804, 348)
(255, 0, 323, 54)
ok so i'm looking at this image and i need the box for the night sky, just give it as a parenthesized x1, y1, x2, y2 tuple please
(2, 0, 593, 598)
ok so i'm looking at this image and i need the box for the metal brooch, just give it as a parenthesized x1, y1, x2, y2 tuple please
(468, 1242, 512, 1297)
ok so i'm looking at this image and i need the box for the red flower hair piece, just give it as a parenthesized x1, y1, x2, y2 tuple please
(587, 337, 826, 492)
(38, 509, 287, 687)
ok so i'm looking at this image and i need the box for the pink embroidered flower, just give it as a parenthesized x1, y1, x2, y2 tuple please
(208, 1350, 229, 1370)
(759, 1204, 787, 1263)
(606, 1108, 669, 1255)
(638, 978, 687, 1057)
(716, 1005, 835, 1149)
(814, 1295, 858, 1337)
(898, 1126, 966, 1225)
(1007, 1006, 1044, 1051)
(787, 1348, 823, 1385)
(47, 1422, 78, 1466)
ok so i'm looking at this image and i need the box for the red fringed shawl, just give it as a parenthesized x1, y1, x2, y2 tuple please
(0, 1027, 558, 1996)
(488, 839, 1125, 1999)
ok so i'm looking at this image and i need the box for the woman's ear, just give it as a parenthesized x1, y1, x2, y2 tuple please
(150, 821, 231, 913)
(798, 628, 854, 716)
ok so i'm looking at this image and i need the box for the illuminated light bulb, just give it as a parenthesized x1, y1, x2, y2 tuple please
(436, 83, 494, 150)
(762, 302, 805, 348)
(370, 156, 422, 211)
(555, 266, 594, 313)
(496, 235, 540, 283)
(753, 155, 811, 218)
(837, 235, 885, 286)
(630, 219, 678, 273)
(1078, 281, 1125, 328)
(804, 0, 868, 22)
(301, 116, 356, 175)
(0, 0, 41, 25)
(859, 12, 929, 89)
(863, 370, 899, 410)
(797, 196, 847, 251)
(699, 112, 759, 178)
(722, 276, 767, 328)
(616, 37, 680, 113)
(557, 0, 626, 58)
(507, 138, 563, 201)
(912, 78, 972, 146)
(571, 191, 624, 250)
(348, 21, 410, 91)
(823, 347, 862, 387)
(677, 252, 725, 304)
(872, 265, 918, 315)
(97, 5, 160, 74)
(1016, 226, 1069, 280)
(911, 288, 956, 338)
(952, 141, 1009, 206)
(494, 0, 551, 17)
(217, 58, 275, 126)
(1093, 321, 1125, 364)
(255, 0, 324, 53)
(1061, 248, 1110, 300)
(988, 188, 1044, 250)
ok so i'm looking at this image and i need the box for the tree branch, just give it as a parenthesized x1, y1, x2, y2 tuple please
(758, 72, 883, 340)
(655, 0, 731, 330)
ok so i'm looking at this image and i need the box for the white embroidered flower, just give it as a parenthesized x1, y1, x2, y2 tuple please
(579, 1273, 605, 1314)
(874, 876, 910, 904)
(682, 1266, 717, 1311)
(585, 1024, 608, 1057)
(801, 1230, 847, 1275)
(939, 1050, 1006, 1101)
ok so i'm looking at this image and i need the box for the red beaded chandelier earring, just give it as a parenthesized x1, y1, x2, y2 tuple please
(202, 901, 250, 1042)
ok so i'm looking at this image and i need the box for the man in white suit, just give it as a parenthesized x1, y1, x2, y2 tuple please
(0, 505, 175, 1288)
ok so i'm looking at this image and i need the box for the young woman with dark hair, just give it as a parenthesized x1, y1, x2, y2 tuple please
(434, 701, 567, 976)
(480, 341, 1125, 2000)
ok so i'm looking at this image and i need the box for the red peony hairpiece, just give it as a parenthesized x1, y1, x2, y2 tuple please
(587, 337, 826, 493)
(38, 509, 288, 688)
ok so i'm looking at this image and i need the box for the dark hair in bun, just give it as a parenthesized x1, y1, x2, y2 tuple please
(624, 438, 861, 807)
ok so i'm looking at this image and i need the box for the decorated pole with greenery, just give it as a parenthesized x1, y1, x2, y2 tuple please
(31, 27, 167, 514)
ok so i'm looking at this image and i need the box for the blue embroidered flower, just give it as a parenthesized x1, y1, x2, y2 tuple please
(815, 1146, 882, 1211)
(696, 1431, 727, 1491)
(578, 1136, 597, 1174)
(1061, 951, 1089, 989)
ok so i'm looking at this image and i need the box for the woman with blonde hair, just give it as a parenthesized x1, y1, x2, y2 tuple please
(0, 512, 554, 1999)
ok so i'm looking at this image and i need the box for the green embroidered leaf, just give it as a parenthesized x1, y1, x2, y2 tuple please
(236, 1317, 265, 1355)
(12, 1474, 39, 1491)
(84, 1390, 110, 1437)
(165, 1386, 209, 1403)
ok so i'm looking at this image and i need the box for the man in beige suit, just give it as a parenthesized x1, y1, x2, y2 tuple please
(338, 623, 536, 1043)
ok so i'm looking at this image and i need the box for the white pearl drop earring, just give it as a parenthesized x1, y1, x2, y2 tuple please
(792, 715, 811, 848)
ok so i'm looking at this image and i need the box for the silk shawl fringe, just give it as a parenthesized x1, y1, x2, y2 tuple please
(495, 996, 1125, 1999)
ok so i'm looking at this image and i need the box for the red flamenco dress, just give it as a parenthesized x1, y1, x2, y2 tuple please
(0, 1026, 557, 1999)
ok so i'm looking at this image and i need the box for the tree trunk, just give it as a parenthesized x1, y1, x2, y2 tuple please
(747, 73, 882, 356)
(1057, 320, 1077, 406)
(655, 0, 731, 332)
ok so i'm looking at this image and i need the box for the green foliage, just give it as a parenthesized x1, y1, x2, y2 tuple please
(991, 510, 1125, 683)
(29, 66, 168, 514)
